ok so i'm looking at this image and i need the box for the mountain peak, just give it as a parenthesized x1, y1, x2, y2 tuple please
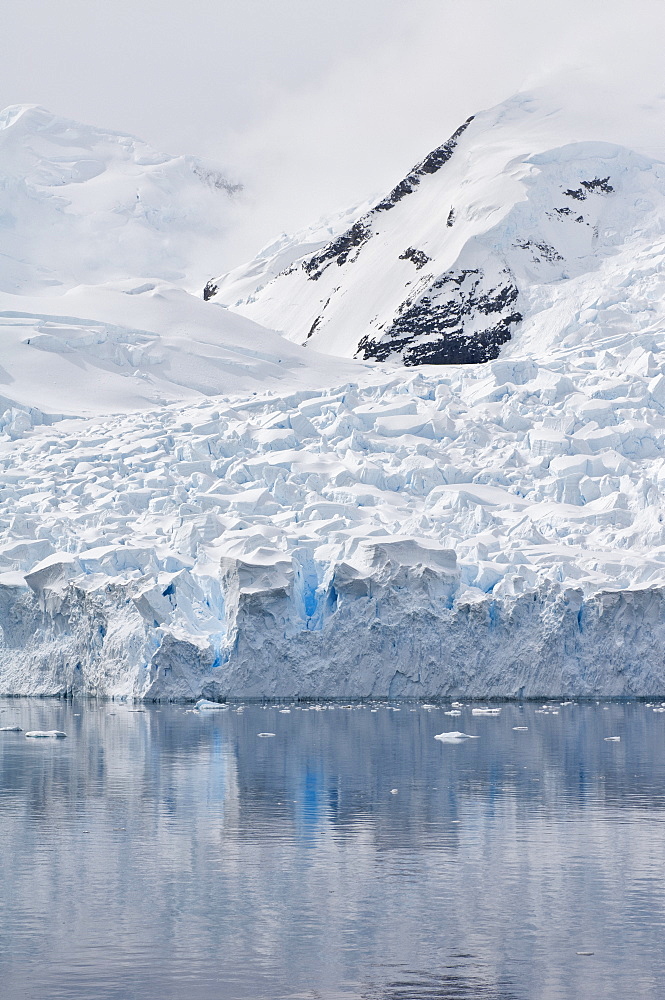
(212, 88, 665, 368)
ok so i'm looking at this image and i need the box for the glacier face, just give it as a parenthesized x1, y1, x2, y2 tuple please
(4, 348, 665, 700)
(3, 94, 665, 698)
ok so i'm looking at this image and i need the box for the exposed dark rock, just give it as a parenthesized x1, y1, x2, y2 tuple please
(399, 247, 432, 271)
(447, 208, 456, 227)
(302, 220, 372, 281)
(203, 280, 218, 301)
(307, 316, 322, 338)
(355, 268, 521, 366)
(564, 176, 614, 201)
(192, 165, 243, 195)
(581, 176, 614, 193)
(515, 240, 564, 263)
(300, 116, 475, 281)
(372, 116, 475, 213)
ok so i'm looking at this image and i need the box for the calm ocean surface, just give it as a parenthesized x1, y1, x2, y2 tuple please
(0, 698, 664, 1000)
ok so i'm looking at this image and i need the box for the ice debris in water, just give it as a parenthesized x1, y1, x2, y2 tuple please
(471, 708, 502, 716)
(604, 736, 621, 741)
(25, 731, 67, 738)
(257, 732, 275, 737)
(513, 726, 529, 731)
(195, 699, 226, 711)
(434, 731, 479, 742)
(444, 710, 462, 716)
(0, 726, 22, 732)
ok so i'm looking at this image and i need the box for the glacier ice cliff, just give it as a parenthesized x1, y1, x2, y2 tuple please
(3, 358, 665, 700)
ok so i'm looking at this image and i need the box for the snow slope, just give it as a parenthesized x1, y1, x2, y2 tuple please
(215, 89, 665, 369)
(0, 104, 242, 296)
(4, 95, 665, 699)
(0, 106, 362, 427)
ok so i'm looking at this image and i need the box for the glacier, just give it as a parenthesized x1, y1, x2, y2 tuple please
(3, 94, 665, 699)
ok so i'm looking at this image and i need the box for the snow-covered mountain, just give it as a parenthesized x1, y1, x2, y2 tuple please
(4, 95, 665, 701)
(0, 106, 362, 426)
(0, 104, 243, 295)
(214, 90, 665, 369)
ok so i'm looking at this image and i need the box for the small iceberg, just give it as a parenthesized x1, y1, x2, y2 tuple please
(0, 726, 22, 732)
(471, 707, 501, 716)
(434, 731, 479, 743)
(195, 699, 226, 711)
(444, 710, 462, 716)
(604, 736, 621, 742)
(257, 732, 275, 738)
(513, 726, 529, 731)
(25, 731, 67, 739)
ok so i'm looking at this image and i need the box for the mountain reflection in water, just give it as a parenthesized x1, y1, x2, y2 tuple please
(0, 700, 663, 1000)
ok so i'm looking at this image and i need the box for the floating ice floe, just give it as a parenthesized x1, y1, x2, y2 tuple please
(434, 731, 479, 742)
(604, 736, 621, 741)
(25, 731, 67, 738)
(257, 732, 275, 737)
(471, 708, 502, 716)
(195, 699, 226, 711)
(0, 725, 22, 732)
(513, 726, 529, 731)
(444, 710, 462, 716)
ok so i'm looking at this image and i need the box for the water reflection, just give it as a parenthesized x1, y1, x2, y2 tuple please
(0, 700, 663, 999)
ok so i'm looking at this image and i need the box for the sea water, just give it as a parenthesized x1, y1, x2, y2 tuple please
(0, 699, 664, 999)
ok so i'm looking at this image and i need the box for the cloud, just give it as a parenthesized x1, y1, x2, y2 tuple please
(2, 0, 665, 267)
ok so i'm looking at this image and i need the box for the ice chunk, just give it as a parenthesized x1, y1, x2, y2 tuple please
(471, 708, 502, 716)
(25, 731, 67, 738)
(434, 731, 479, 742)
(0, 726, 22, 732)
(195, 699, 227, 711)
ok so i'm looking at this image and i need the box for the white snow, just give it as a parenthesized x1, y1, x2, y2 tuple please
(434, 732, 479, 742)
(3, 93, 665, 699)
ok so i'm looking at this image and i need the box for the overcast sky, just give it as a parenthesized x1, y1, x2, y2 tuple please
(3, 1, 665, 265)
